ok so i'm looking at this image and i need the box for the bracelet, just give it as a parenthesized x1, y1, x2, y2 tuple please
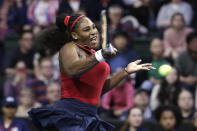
(124, 68, 129, 75)
(95, 49, 105, 62)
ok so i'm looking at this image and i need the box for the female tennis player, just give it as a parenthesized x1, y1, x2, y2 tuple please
(28, 13, 155, 131)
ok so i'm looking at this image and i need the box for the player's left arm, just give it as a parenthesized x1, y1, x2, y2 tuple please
(102, 60, 155, 94)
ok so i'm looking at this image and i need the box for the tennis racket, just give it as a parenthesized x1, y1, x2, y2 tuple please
(101, 10, 108, 49)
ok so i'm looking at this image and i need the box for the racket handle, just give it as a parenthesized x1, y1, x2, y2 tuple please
(106, 43, 113, 52)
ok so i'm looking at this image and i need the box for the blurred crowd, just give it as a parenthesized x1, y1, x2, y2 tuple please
(0, 0, 197, 131)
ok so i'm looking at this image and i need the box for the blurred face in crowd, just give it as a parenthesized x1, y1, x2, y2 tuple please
(2, 106, 17, 119)
(160, 110, 176, 130)
(19, 89, 35, 107)
(188, 37, 197, 56)
(47, 83, 61, 104)
(40, 58, 54, 79)
(150, 38, 164, 57)
(171, 14, 185, 30)
(178, 90, 194, 111)
(128, 107, 143, 128)
(165, 68, 178, 85)
(19, 32, 33, 51)
(16, 61, 26, 74)
(113, 35, 128, 52)
(134, 91, 149, 109)
(109, 6, 122, 24)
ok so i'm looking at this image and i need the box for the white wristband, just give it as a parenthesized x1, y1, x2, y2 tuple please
(95, 49, 105, 62)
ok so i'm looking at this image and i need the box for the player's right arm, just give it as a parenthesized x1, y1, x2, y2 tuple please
(59, 42, 115, 78)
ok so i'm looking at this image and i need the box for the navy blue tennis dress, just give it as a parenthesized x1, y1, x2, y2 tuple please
(28, 45, 115, 131)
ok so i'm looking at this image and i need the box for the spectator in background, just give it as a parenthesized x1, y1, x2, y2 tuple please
(3, 30, 35, 76)
(46, 82, 61, 106)
(134, 89, 152, 120)
(58, 0, 87, 15)
(108, 5, 133, 43)
(175, 32, 197, 92)
(163, 13, 193, 61)
(3, 61, 34, 98)
(155, 106, 182, 131)
(141, 38, 167, 91)
(156, 0, 193, 28)
(0, 0, 15, 40)
(130, 0, 157, 30)
(36, 57, 58, 86)
(0, 96, 29, 131)
(109, 32, 139, 73)
(148, 38, 167, 85)
(28, 0, 59, 26)
(120, 107, 149, 131)
(7, 0, 29, 32)
(102, 68, 134, 121)
(0, 0, 28, 34)
(33, 45, 59, 82)
(177, 89, 194, 121)
(15, 88, 41, 118)
(150, 68, 181, 111)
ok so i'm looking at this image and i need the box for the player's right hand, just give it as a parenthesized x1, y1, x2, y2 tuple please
(102, 44, 117, 59)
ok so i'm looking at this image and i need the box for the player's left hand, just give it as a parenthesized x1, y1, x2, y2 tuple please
(125, 60, 156, 74)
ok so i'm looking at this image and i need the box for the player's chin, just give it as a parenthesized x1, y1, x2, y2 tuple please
(90, 42, 100, 50)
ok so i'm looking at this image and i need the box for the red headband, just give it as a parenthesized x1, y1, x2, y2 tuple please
(69, 15, 85, 32)
(64, 16, 70, 27)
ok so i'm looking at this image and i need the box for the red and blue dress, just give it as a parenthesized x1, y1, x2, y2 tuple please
(28, 44, 114, 131)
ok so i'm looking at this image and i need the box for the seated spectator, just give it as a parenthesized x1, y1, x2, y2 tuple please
(163, 13, 193, 60)
(177, 89, 194, 121)
(0, 0, 15, 40)
(7, 0, 29, 32)
(3, 60, 48, 104)
(150, 67, 181, 111)
(33, 45, 59, 82)
(3, 30, 35, 76)
(46, 82, 61, 106)
(102, 68, 134, 120)
(148, 38, 167, 85)
(28, 0, 59, 26)
(175, 32, 197, 92)
(156, 0, 193, 28)
(141, 38, 168, 91)
(108, 5, 134, 43)
(0, 96, 29, 131)
(120, 107, 149, 131)
(155, 106, 182, 131)
(109, 32, 139, 73)
(134, 88, 152, 120)
(3, 61, 34, 98)
(36, 57, 59, 85)
(130, 0, 157, 30)
(15, 88, 41, 118)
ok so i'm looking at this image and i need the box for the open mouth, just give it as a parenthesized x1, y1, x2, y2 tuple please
(90, 35, 97, 44)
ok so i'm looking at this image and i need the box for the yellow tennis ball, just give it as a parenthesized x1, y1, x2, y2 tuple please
(158, 64, 172, 76)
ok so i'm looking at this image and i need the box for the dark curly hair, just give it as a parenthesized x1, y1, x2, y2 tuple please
(36, 13, 85, 54)
(154, 105, 182, 128)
